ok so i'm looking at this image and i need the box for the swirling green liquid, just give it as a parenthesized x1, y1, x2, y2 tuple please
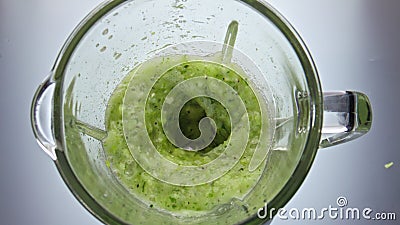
(103, 56, 266, 214)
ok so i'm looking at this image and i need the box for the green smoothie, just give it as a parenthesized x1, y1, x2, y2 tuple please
(103, 55, 269, 215)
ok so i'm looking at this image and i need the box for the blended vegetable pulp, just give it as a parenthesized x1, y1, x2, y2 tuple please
(103, 55, 269, 215)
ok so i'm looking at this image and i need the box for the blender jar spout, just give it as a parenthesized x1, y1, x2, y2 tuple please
(31, 75, 58, 160)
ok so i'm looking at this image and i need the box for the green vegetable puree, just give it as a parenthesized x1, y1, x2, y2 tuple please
(103, 56, 267, 214)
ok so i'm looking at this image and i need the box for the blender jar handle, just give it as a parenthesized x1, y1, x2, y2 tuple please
(319, 91, 372, 148)
(31, 75, 58, 160)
